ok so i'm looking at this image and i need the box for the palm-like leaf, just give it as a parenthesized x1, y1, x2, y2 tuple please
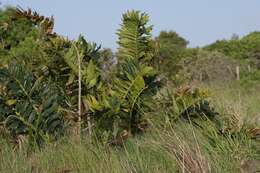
(0, 61, 64, 146)
(117, 10, 154, 63)
(64, 36, 102, 90)
(85, 10, 161, 137)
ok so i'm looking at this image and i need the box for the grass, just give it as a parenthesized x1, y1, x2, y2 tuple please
(0, 82, 260, 173)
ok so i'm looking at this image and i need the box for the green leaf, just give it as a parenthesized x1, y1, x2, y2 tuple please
(5, 99, 17, 106)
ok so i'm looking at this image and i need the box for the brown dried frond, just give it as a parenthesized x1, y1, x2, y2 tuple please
(13, 134, 28, 151)
(175, 84, 191, 96)
(109, 130, 129, 146)
(14, 6, 55, 36)
(248, 128, 260, 140)
(55, 167, 72, 173)
(46, 16, 54, 34)
(15, 6, 39, 22)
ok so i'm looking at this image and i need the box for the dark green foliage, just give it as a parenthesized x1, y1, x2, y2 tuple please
(64, 35, 101, 82)
(113, 10, 161, 134)
(0, 7, 71, 80)
(0, 7, 75, 146)
(1, 7, 74, 105)
(114, 60, 160, 132)
(0, 7, 38, 51)
(0, 62, 64, 146)
(180, 100, 218, 121)
(153, 31, 188, 76)
(204, 32, 260, 62)
(155, 31, 188, 59)
(86, 61, 160, 138)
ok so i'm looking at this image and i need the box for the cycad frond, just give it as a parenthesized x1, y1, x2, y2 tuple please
(0, 62, 64, 146)
(85, 11, 161, 138)
(64, 36, 102, 90)
(117, 10, 154, 63)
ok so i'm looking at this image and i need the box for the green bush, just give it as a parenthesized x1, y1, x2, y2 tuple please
(0, 62, 64, 147)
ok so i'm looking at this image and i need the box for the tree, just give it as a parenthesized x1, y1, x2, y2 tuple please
(155, 31, 188, 58)
(153, 31, 188, 77)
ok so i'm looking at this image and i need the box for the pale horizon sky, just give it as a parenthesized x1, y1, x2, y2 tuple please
(1, 0, 260, 50)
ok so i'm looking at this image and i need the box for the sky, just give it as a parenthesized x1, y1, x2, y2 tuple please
(1, 0, 260, 50)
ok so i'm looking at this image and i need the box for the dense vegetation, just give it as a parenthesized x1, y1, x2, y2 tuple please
(0, 6, 259, 173)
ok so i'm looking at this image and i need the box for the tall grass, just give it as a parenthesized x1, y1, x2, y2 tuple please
(1, 124, 258, 172)
(1, 82, 259, 173)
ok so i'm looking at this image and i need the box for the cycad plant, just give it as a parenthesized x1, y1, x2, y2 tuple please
(117, 10, 154, 63)
(0, 61, 64, 147)
(64, 35, 102, 137)
(115, 10, 161, 133)
(85, 10, 161, 139)
(157, 85, 218, 125)
(1, 7, 73, 95)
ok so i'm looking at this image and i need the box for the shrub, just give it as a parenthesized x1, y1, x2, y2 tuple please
(156, 85, 218, 124)
(0, 62, 64, 147)
(176, 50, 238, 83)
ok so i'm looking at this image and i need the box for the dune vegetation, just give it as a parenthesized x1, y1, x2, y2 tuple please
(0, 6, 260, 173)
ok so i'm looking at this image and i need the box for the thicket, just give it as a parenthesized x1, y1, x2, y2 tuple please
(0, 6, 260, 173)
(0, 7, 165, 146)
(152, 28, 260, 84)
(0, 6, 259, 156)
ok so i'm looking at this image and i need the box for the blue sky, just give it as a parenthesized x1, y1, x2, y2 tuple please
(1, 0, 260, 50)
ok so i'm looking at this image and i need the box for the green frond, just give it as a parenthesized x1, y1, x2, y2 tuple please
(64, 35, 102, 90)
(0, 62, 64, 146)
(117, 10, 154, 63)
(82, 10, 161, 137)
